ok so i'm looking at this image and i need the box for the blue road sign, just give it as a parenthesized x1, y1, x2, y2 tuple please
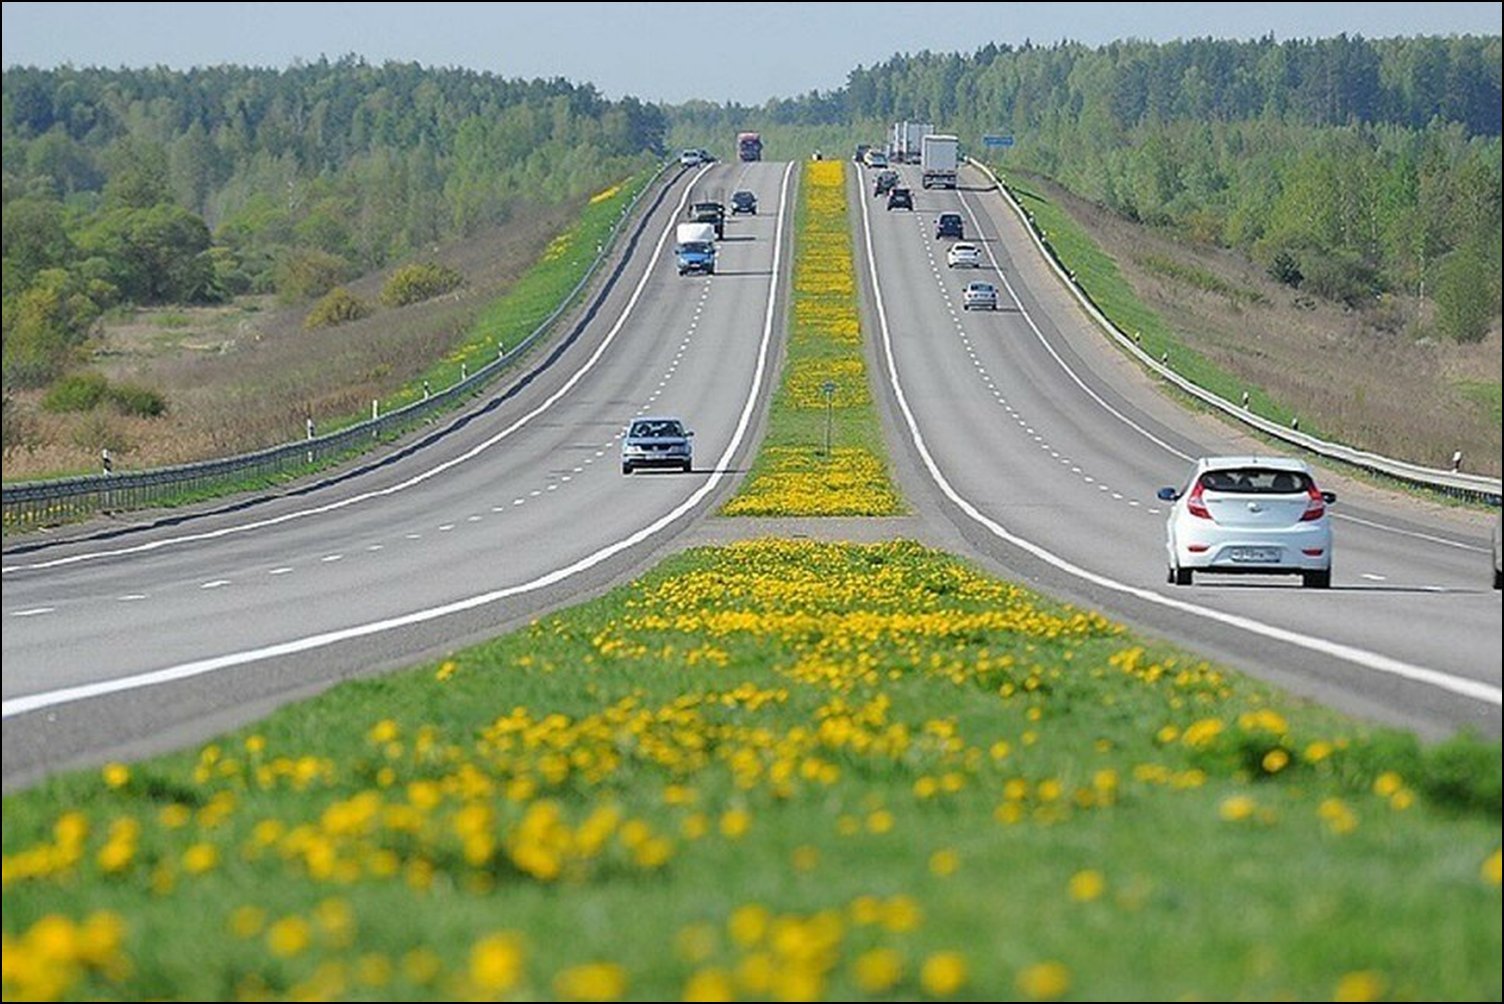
(982, 135, 1015, 147)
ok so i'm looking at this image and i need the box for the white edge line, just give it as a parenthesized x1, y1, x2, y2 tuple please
(0, 160, 795, 721)
(859, 163, 1500, 709)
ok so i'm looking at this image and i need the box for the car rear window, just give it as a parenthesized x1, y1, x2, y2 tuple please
(1199, 468, 1311, 494)
(632, 421, 682, 438)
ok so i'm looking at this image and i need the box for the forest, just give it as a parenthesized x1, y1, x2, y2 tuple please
(674, 34, 1502, 342)
(1, 57, 666, 389)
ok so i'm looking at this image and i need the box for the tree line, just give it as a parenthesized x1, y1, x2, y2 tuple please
(2, 57, 667, 387)
(674, 34, 1502, 341)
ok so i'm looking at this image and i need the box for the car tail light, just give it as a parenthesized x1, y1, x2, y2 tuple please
(1302, 548, 1325, 556)
(1186, 481, 1212, 520)
(1188, 544, 1210, 553)
(1300, 485, 1326, 522)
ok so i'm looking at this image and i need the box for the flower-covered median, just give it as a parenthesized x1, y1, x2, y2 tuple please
(4, 539, 1499, 1001)
(725, 159, 902, 517)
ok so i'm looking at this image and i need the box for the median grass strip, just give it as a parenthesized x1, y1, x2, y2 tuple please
(1006, 178, 1303, 432)
(723, 160, 902, 516)
(4, 539, 1499, 1000)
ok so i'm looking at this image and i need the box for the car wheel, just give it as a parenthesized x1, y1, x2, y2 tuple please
(682, 461, 692, 473)
(1173, 566, 1193, 586)
(622, 463, 633, 475)
(1495, 567, 1503, 590)
(1302, 569, 1331, 589)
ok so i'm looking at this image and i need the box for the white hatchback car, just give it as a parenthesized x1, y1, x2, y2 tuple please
(1158, 457, 1335, 588)
(947, 242, 982, 268)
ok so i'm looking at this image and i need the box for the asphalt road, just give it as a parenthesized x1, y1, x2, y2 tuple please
(4, 156, 1498, 791)
(1, 159, 795, 789)
(853, 161, 1501, 741)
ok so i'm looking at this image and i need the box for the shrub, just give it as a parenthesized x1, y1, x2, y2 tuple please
(107, 382, 168, 417)
(304, 287, 371, 330)
(381, 261, 464, 308)
(42, 371, 110, 413)
(273, 248, 356, 302)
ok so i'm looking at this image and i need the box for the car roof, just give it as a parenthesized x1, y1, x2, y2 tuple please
(951, 242, 978, 249)
(939, 212, 962, 219)
(966, 281, 996, 290)
(1194, 456, 1311, 473)
(633, 415, 684, 424)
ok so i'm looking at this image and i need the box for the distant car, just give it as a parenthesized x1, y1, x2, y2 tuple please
(622, 417, 694, 474)
(865, 150, 889, 169)
(947, 242, 982, 268)
(688, 201, 726, 238)
(679, 149, 704, 167)
(873, 170, 899, 197)
(886, 187, 914, 211)
(962, 280, 998, 310)
(1493, 514, 1502, 590)
(1158, 457, 1335, 588)
(854, 144, 871, 163)
(729, 190, 758, 215)
(697, 148, 716, 163)
(935, 212, 964, 240)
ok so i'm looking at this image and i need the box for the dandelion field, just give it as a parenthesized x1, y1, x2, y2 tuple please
(4, 540, 1499, 1001)
(724, 160, 902, 517)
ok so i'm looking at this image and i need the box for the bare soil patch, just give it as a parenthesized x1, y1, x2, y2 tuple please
(5, 201, 576, 479)
(1030, 176, 1502, 478)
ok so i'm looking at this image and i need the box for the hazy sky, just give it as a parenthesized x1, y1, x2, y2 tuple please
(3, 2, 1499, 105)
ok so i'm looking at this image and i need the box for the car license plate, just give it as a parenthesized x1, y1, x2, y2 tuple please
(1229, 547, 1279, 563)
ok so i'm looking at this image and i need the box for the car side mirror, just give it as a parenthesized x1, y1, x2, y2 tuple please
(686, 430, 695, 437)
(1321, 491, 1336, 504)
(1156, 487, 1179, 501)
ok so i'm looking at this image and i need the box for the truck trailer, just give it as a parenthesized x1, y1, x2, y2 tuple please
(737, 132, 763, 162)
(890, 121, 933, 164)
(921, 134, 959, 189)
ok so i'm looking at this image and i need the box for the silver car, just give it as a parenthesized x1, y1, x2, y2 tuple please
(962, 281, 998, 310)
(1158, 457, 1335, 588)
(622, 417, 693, 474)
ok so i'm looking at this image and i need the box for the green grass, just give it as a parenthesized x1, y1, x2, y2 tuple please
(1457, 380, 1503, 427)
(1007, 180, 1307, 435)
(4, 539, 1499, 1000)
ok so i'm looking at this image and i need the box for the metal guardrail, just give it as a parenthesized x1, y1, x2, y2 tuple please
(2, 160, 678, 532)
(967, 157, 1503, 503)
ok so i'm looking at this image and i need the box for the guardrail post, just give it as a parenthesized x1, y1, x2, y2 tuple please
(306, 416, 315, 464)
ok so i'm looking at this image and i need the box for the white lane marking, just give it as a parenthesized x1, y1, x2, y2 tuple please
(367, 544, 384, 551)
(1, 160, 796, 722)
(268, 567, 293, 576)
(12, 608, 55, 617)
(118, 594, 147, 602)
(4, 167, 715, 577)
(406, 533, 422, 540)
(322, 554, 343, 562)
(1361, 573, 1388, 582)
(201, 580, 230, 590)
(439, 524, 455, 531)
(857, 165, 1501, 710)
(467, 515, 483, 523)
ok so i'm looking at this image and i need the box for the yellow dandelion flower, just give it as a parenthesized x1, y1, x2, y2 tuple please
(1261, 748, 1290, 774)
(1068, 869, 1105, 901)
(1334, 969, 1386, 1002)
(182, 843, 218, 875)
(881, 895, 922, 933)
(101, 763, 130, 789)
(554, 961, 627, 1001)
(1481, 848, 1502, 886)
(681, 966, 735, 1002)
(728, 904, 769, 948)
(854, 947, 904, 992)
(720, 808, 751, 839)
(402, 947, 443, 985)
(229, 906, 266, 939)
(866, 809, 894, 833)
(469, 932, 524, 995)
(266, 916, 311, 958)
(1017, 960, 1071, 1000)
(1220, 795, 1256, 822)
(930, 849, 960, 877)
(920, 951, 968, 997)
(1372, 771, 1403, 797)
(1318, 798, 1358, 835)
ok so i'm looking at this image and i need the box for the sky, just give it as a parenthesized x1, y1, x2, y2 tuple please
(3, 2, 1500, 106)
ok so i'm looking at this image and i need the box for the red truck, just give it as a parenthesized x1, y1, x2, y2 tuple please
(737, 132, 762, 162)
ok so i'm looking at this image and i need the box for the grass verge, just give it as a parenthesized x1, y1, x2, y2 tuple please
(722, 160, 903, 516)
(1004, 178, 1306, 435)
(4, 539, 1499, 1000)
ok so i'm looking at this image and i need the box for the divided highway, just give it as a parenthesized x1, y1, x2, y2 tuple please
(1, 160, 794, 788)
(854, 162, 1501, 741)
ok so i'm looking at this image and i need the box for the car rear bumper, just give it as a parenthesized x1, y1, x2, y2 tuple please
(1171, 526, 1332, 573)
